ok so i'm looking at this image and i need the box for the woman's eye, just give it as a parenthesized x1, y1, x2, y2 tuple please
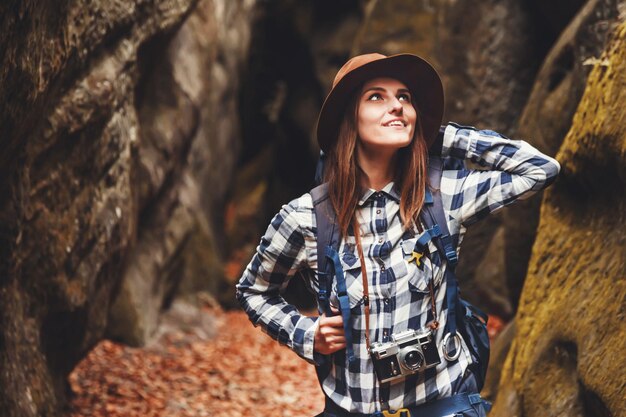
(398, 93, 411, 101)
(367, 93, 383, 101)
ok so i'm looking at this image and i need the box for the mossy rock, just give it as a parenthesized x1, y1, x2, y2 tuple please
(491, 21, 626, 417)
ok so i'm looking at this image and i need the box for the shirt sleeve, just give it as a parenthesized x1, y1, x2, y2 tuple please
(440, 123, 561, 227)
(235, 197, 319, 364)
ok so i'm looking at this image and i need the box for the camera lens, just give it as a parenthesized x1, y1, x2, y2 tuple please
(402, 349, 424, 370)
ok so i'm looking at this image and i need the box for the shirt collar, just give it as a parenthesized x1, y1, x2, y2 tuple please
(358, 182, 401, 206)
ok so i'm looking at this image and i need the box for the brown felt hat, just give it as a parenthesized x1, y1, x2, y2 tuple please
(316, 53, 444, 153)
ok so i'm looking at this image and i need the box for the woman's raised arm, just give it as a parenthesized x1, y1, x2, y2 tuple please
(440, 123, 561, 227)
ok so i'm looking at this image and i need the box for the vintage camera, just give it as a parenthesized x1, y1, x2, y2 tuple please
(369, 328, 441, 384)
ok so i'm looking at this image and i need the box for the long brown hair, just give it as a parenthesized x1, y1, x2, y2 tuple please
(323, 90, 429, 238)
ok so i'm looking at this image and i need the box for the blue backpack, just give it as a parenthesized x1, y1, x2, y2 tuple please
(310, 126, 491, 390)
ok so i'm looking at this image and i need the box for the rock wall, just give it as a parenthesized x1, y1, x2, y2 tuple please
(476, 0, 622, 399)
(490, 20, 626, 417)
(501, 0, 620, 311)
(0, 0, 254, 415)
(107, 0, 255, 345)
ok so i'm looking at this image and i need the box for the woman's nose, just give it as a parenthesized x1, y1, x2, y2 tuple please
(388, 97, 403, 113)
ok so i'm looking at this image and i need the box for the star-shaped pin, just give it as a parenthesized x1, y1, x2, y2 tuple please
(408, 251, 424, 267)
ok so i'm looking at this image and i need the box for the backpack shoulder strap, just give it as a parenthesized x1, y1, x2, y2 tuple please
(425, 155, 459, 265)
(421, 154, 462, 340)
(311, 183, 358, 363)
(310, 183, 339, 316)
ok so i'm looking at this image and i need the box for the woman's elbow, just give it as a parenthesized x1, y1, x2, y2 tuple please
(544, 157, 561, 187)
(235, 275, 254, 310)
(235, 287, 246, 306)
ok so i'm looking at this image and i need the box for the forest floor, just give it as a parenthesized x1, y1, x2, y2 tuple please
(65, 296, 504, 417)
(65, 298, 325, 417)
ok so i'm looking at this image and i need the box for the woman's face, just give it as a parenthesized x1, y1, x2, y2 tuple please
(357, 77, 417, 152)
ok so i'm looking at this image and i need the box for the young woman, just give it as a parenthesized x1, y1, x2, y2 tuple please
(236, 53, 560, 417)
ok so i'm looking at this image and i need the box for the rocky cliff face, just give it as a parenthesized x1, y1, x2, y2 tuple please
(501, 0, 620, 312)
(0, 0, 254, 415)
(490, 20, 626, 417)
(107, 0, 254, 345)
(482, 0, 622, 397)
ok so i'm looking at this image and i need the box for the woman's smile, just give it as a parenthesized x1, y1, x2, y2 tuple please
(382, 117, 408, 127)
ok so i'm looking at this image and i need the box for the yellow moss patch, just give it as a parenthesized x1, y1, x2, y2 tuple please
(492, 21, 626, 417)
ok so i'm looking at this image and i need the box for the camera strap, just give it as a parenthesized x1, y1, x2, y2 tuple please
(353, 216, 372, 351)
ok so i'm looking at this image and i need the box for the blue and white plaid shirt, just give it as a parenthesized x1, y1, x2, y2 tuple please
(236, 123, 560, 414)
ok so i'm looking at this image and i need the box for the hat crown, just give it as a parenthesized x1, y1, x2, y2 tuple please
(332, 53, 387, 88)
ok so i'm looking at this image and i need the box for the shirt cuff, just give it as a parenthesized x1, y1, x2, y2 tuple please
(294, 315, 321, 365)
(441, 123, 471, 160)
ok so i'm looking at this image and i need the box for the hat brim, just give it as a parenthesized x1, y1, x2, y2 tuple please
(316, 54, 444, 153)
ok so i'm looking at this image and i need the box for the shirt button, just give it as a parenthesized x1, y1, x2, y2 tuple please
(378, 237, 384, 243)
(376, 209, 381, 214)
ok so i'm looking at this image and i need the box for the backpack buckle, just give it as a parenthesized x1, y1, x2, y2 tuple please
(445, 249, 458, 265)
(383, 408, 411, 417)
